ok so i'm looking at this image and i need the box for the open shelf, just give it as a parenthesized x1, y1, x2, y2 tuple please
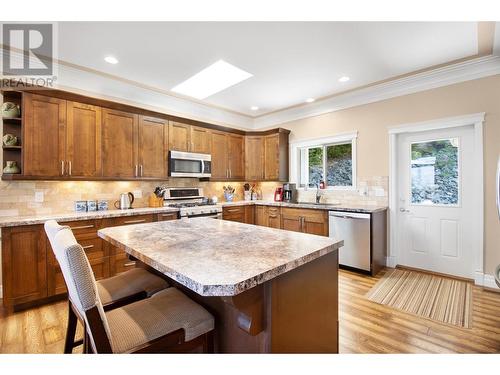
(2, 90, 23, 177)
(2, 145, 22, 150)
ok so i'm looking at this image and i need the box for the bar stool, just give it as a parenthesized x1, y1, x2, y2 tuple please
(46, 220, 167, 353)
(45, 220, 214, 353)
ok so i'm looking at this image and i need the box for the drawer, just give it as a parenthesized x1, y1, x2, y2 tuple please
(110, 253, 136, 275)
(106, 214, 154, 227)
(223, 213, 246, 223)
(78, 236, 106, 259)
(156, 212, 179, 221)
(66, 219, 99, 236)
(48, 256, 109, 296)
(223, 206, 245, 215)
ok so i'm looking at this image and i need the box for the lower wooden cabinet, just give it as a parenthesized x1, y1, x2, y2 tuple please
(1, 225, 48, 307)
(265, 206, 281, 229)
(222, 205, 254, 224)
(281, 207, 328, 236)
(1, 212, 166, 308)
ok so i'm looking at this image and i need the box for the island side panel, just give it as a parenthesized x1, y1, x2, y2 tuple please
(270, 251, 339, 353)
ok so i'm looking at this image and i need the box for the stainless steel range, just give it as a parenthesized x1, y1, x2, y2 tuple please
(161, 187, 222, 218)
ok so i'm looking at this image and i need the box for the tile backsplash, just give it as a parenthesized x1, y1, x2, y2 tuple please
(0, 176, 388, 218)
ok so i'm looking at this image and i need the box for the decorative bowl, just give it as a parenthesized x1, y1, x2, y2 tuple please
(1, 102, 20, 118)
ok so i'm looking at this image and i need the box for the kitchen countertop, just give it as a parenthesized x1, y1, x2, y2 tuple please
(98, 217, 342, 296)
(0, 206, 180, 227)
(221, 200, 387, 213)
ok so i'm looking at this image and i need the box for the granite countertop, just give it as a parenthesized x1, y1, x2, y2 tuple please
(221, 200, 387, 213)
(98, 217, 342, 297)
(0, 206, 180, 227)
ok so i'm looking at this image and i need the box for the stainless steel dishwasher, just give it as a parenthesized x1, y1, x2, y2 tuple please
(329, 211, 371, 272)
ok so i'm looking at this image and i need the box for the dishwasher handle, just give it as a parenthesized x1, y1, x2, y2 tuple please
(329, 211, 370, 220)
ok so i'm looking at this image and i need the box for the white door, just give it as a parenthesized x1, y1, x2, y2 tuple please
(396, 125, 475, 279)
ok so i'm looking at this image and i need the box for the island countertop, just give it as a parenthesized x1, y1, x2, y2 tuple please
(98, 217, 342, 297)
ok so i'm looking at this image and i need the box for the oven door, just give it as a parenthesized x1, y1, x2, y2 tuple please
(169, 151, 211, 177)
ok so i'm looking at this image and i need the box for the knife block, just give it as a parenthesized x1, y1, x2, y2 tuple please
(148, 193, 163, 208)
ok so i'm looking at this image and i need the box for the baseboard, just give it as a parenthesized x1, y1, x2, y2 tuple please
(474, 272, 499, 290)
(385, 256, 397, 268)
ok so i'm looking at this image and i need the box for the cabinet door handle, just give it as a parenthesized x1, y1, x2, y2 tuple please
(68, 161, 72, 176)
(69, 224, 94, 230)
(140, 164, 143, 177)
(229, 169, 232, 178)
(123, 219, 147, 224)
(82, 244, 94, 250)
(61, 160, 65, 176)
(135, 165, 138, 177)
(123, 262, 136, 267)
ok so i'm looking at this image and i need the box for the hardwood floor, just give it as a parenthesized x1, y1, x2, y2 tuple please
(0, 268, 499, 353)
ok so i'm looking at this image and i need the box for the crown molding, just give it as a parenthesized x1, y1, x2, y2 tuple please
(252, 55, 500, 129)
(3, 48, 500, 132)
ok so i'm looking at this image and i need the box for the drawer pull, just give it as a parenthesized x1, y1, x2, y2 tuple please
(123, 219, 147, 224)
(70, 224, 94, 230)
(82, 245, 94, 250)
(161, 214, 176, 217)
(123, 262, 136, 267)
(226, 208, 242, 212)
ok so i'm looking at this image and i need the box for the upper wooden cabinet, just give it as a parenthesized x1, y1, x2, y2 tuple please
(169, 122, 211, 154)
(102, 109, 138, 178)
(169, 122, 190, 152)
(228, 134, 245, 180)
(4, 91, 289, 182)
(245, 136, 264, 181)
(245, 131, 289, 182)
(138, 116, 168, 178)
(191, 126, 211, 154)
(210, 130, 229, 179)
(23, 93, 66, 177)
(66, 101, 102, 177)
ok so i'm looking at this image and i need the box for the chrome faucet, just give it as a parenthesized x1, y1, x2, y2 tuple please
(315, 183, 321, 204)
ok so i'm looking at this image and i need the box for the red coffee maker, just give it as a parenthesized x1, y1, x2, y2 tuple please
(274, 187, 283, 202)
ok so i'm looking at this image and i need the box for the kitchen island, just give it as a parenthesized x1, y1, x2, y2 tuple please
(98, 217, 343, 353)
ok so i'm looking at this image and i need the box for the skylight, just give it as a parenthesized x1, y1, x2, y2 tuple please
(171, 60, 253, 100)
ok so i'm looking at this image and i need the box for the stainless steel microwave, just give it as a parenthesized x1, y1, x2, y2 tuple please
(168, 151, 211, 178)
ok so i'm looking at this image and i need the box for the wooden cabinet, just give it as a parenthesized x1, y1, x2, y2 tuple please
(222, 205, 255, 224)
(169, 122, 211, 154)
(155, 212, 179, 221)
(103, 214, 155, 276)
(210, 130, 229, 179)
(138, 116, 168, 178)
(191, 126, 211, 154)
(168, 122, 191, 152)
(245, 136, 264, 180)
(245, 131, 289, 182)
(66, 101, 102, 177)
(266, 206, 282, 229)
(211, 131, 245, 180)
(1, 225, 48, 307)
(23, 93, 66, 177)
(255, 205, 266, 226)
(281, 207, 328, 236)
(228, 134, 245, 180)
(102, 109, 138, 178)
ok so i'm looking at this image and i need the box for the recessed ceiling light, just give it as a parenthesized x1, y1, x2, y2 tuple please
(305, 98, 315, 103)
(104, 56, 119, 64)
(338, 76, 350, 83)
(250, 106, 259, 111)
(171, 60, 253, 100)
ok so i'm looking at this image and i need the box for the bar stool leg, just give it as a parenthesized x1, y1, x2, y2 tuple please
(64, 301, 78, 354)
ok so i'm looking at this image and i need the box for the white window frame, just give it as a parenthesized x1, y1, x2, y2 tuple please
(289, 131, 358, 191)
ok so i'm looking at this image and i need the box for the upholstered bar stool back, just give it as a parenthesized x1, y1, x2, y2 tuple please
(45, 220, 113, 352)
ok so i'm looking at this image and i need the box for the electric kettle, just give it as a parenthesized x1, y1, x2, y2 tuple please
(114, 192, 134, 210)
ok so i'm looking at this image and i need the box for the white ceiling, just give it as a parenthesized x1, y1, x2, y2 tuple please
(58, 22, 479, 117)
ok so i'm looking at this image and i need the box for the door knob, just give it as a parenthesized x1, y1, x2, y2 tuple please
(400, 208, 410, 213)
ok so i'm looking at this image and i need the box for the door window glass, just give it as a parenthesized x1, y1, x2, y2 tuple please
(411, 138, 459, 205)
